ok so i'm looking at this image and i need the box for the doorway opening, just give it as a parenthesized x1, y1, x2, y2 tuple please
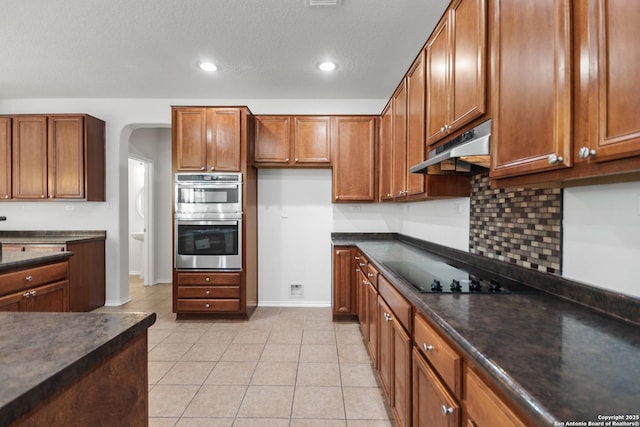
(128, 156, 154, 285)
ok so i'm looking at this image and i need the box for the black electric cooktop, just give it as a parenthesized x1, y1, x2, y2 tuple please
(382, 259, 537, 294)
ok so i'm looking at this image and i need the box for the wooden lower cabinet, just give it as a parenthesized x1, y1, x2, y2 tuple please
(2, 239, 106, 311)
(413, 348, 461, 427)
(465, 368, 528, 427)
(0, 260, 70, 312)
(12, 333, 148, 427)
(378, 295, 412, 427)
(175, 271, 241, 314)
(332, 246, 356, 320)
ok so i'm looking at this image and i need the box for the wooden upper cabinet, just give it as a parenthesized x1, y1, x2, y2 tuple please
(392, 82, 407, 199)
(6, 114, 105, 201)
(586, 0, 640, 164)
(173, 107, 241, 172)
(293, 116, 331, 164)
(209, 108, 241, 171)
(405, 50, 426, 197)
(332, 116, 377, 202)
(426, 0, 487, 146)
(379, 103, 394, 201)
(254, 116, 291, 164)
(254, 115, 331, 167)
(490, 0, 572, 179)
(174, 108, 208, 171)
(48, 116, 85, 199)
(0, 117, 11, 199)
(13, 116, 48, 199)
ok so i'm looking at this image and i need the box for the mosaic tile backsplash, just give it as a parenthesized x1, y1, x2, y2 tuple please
(469, 173, 562, 274)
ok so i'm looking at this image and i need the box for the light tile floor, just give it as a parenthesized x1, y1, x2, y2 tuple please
(95, 277, 394, 426)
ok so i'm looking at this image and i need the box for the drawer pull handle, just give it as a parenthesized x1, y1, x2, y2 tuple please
(25, 275, 33, 282)
(367, 273, 375, 277)
(441, 405, 454, 416)
(384, 312, 392, 322)
(423, 343, 434, 352)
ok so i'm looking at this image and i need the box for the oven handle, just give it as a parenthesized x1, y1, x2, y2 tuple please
(176, 219, 239, 226)
(176, 183, 241, 189)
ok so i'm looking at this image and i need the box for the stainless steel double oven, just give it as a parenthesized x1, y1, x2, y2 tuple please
(174, 173, 242, 270)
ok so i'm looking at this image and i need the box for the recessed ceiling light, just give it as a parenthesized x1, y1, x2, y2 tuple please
(318, 61, 337, 72)
(199, 62, 217, 72)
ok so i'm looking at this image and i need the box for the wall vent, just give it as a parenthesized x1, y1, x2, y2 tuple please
(290, 283, 304, 297)
(306, 0, 342, 7)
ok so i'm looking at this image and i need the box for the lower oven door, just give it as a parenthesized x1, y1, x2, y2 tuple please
(175, 218, 242, 270)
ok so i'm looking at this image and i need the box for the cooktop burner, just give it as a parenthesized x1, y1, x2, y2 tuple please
(382, 260, 536, 294)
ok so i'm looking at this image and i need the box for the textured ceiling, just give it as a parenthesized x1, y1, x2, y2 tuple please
(0, 0, 449, 100)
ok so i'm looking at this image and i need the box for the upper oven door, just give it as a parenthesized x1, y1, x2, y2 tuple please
(175, 182, 242, 214)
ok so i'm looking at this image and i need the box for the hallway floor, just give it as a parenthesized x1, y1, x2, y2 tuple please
(95, 277, 394, 426)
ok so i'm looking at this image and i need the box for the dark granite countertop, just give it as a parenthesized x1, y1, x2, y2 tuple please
(0, 230, 106, 245)
(0, 250, 73, 273)
(334, 236, 640, 426)
(0, 312, 156, 425)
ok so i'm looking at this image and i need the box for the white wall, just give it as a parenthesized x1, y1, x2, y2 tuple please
(563, 181, 640, 298)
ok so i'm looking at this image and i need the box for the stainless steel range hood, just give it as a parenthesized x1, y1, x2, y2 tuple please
(410, 119, 491, 174)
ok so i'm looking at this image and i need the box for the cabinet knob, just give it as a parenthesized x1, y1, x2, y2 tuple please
(30, 290, 37, 297)
(25, 275, 33, 282)
(441, 405, 454, 416)
(578, 147, 597, 159)
(205, 303, 210, 308)
(386, 193, 392, 198)
(367, 273, 375, 277)
(49, 195, 54, 199)
(422, 343, 434, 352)
(547, 153, 564, 164)
(205, 277, 210, 282)
(23, 291, 31, 298)
(41, 195, 46, 198)
(200, 167, 205, 171)
(210, 167, 215, 171)
(205, 290, 211, 295)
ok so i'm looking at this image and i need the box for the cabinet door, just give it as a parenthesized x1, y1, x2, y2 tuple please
(366, 281, 379, 367)
(392, 318, 412, 427)
(48, 116, 85, 199)
(405, 51, 426, 197)
(13, 116, 48, 199)
(588, 0, 640, 163)
(413, 349, 460, 427)
(209, 108, 241, 171)
(0, 292, 24, 312)
(378, 296, 393, 400)
(490, 0, 572, 178)
(332, 116, 377, 202)
(332, 247, 356, 318)
(254, 116, 291, 164)
(379, 103, 394, 201)
(28, 280, 69, 312)
(449, 0, 487, 130)
(174, 108, 208, 171)
(293, 116, 331, 164)
(426, 18, 451, 146)
(466, 368, 527, 427)
(0, 117, 10, 199)
(392, 82, 407, 198)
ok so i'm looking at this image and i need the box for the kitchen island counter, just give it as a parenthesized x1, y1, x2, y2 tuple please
(0, 311, 156, 426)
(333, 234, 640, 426)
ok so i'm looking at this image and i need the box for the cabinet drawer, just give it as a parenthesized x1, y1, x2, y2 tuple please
(177, 285, 240, 299)
(378, 275, 411, 332)
(364, 263, 379, 288)
(414, 312, 461, 396)
(0, 261, 68, 296)
(177, 272, 240, 286)
(177, 299, 241, 312)
(466, 368, 527, 427)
